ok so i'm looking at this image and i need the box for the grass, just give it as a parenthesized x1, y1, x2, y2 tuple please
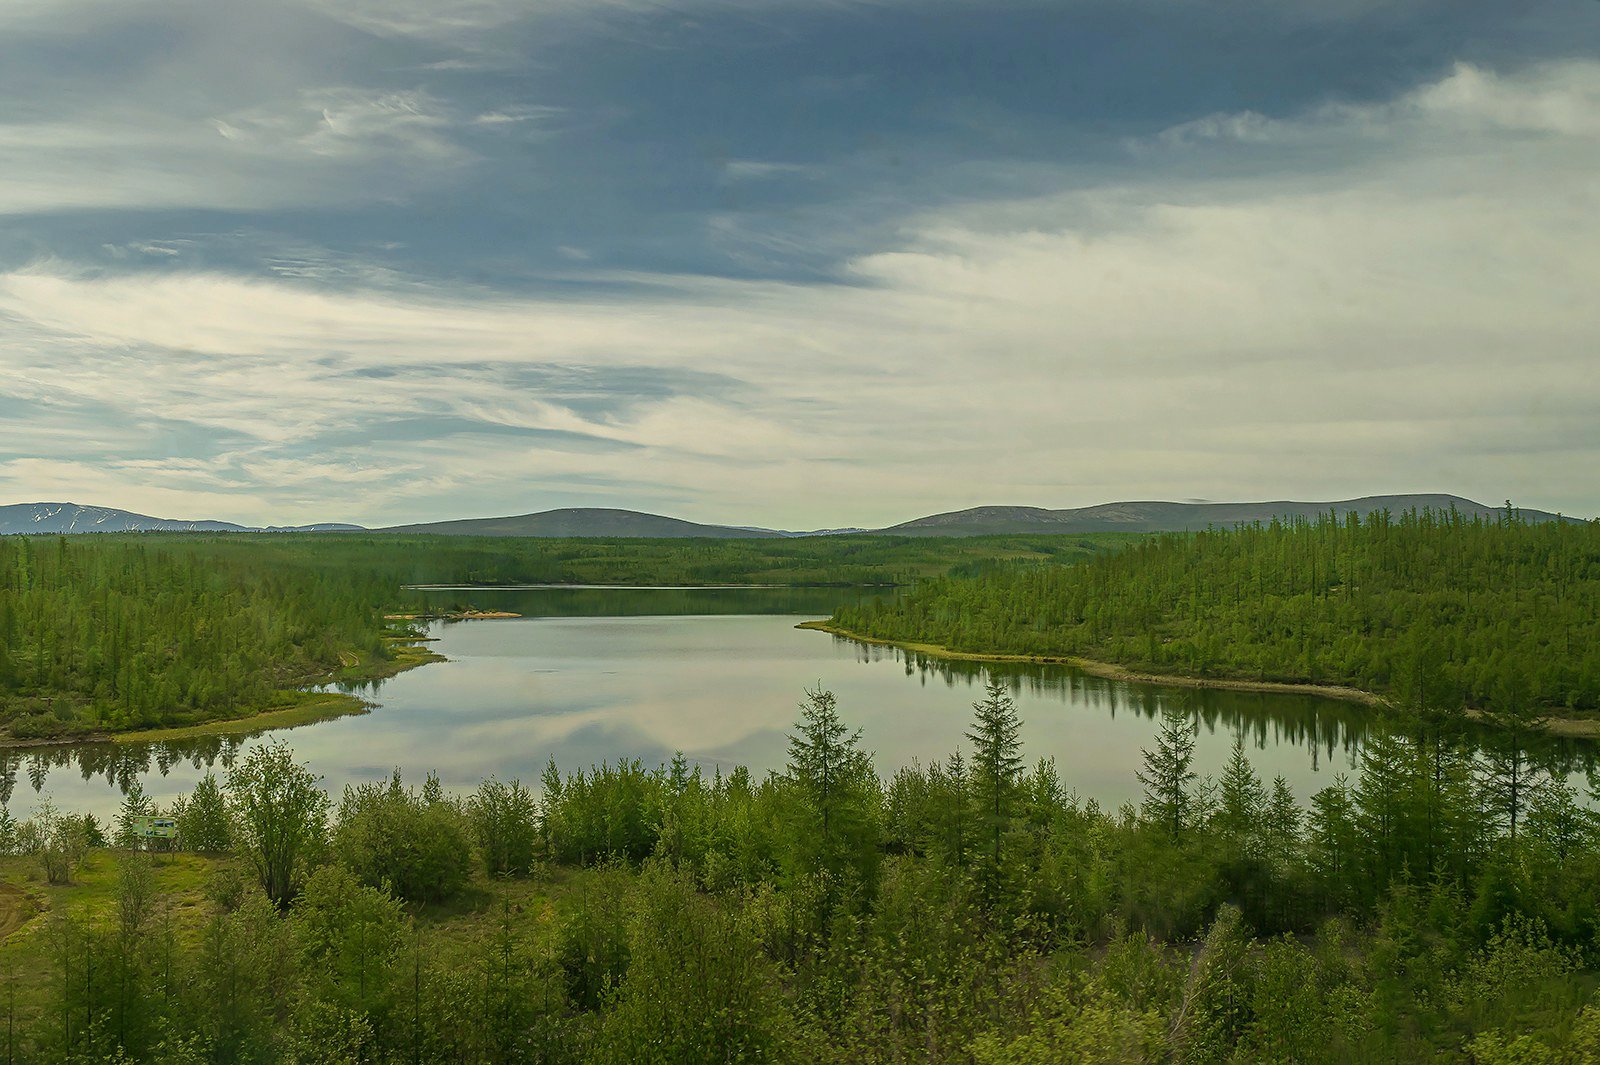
(0, 850, 222, 1028)
(0, 848, 584, 1037)
(110, 691, 373, 744)
(332, 640, 447, 686)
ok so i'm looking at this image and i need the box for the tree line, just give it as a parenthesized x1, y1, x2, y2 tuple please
(832, 506, 1600, 715)
(0, 537, 396, 737)
(4, 682, 1599, 1062)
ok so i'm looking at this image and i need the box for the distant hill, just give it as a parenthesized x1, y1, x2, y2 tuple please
(879, 494, 1580, 537)
(376, 507, 788, 539)
(0, 503, 362, 535)
(7, 495, 1584, 540)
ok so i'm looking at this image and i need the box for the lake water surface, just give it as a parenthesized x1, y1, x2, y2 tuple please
(5, 587, 1590, 819)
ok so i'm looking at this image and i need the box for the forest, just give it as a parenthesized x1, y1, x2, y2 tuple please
(831, 507, 1600, 718)
(0, 532, 1123, 739)
(0, 682, 1597, 1062)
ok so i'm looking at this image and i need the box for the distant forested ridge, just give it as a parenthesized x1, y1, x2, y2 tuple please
(833, 506, 1600, 715)
(0, 533, 1127, 739)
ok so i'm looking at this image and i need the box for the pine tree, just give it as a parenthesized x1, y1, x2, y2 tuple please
(965, 677, 1024, 884)
(1138, 707, 1197, 841)
(176, 773, 232, 853)
(115, 781, 151, 850)
(1355, 728, 1420, 889)
(785, 687, 878, 886)
(1308, 775, 1357, 908)
(1215, 736, 1267, 856)
(1264, 776, 1301, 852)
(1481, 668, 1547, 844)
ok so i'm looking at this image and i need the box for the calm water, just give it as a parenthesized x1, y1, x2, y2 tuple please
(4, 587, 1592, 819)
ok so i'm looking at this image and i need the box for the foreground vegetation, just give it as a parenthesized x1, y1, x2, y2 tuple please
(0, 533, 1125, 740)
(834, 506, 1600, 719)
(2, 682, 1598, 1063)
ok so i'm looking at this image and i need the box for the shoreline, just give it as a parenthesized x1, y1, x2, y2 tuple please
(797, 622, 1600, 739)
(0, 692, 377, 750)
(795, 621, 1385, 703)
(109, 691, 377, 744)
(384, 610, 520, 621)
(0, 638, 447, 750)
(402, 582, 900, 591)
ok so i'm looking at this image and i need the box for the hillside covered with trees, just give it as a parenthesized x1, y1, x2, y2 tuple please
(832, 507, 1600, 717)
(2, 683, 1597, 1062)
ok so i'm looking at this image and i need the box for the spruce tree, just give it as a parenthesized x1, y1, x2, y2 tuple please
(115, 780, 152, 850)
(965, 676, 1024, 886)
(1138, 707, 1197, 841)
(1481, 668, 1547, 844)
(1215, 736, 1266, 856)
(785, 686, 877, 886)
(1308, 775, 1357, 907)
(1264, 776, 1301, 851)
(176, 773, 232, 853)
(1355, 729, 1415, 888)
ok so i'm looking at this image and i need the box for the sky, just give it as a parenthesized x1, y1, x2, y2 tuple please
(1, 0, 1598, 529)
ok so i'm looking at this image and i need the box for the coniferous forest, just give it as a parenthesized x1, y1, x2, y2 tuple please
(832, 507, 1600, 717)
(1, 513, 1599, 1061)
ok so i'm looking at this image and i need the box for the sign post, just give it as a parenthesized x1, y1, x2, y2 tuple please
(130, 815, 178, 845)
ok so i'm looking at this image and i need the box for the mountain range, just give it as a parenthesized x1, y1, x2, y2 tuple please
(0, 495, 1581, 538)
(376, 508, 791, 539)
(879, 494, 1572, 536)
(0, 503, 361, 536)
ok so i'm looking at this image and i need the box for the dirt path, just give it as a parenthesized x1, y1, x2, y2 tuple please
(0, 882, 39, 941)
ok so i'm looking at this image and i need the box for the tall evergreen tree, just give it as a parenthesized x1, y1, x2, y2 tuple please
(785, 687, 879, 886)
(965, 677, 1024, 885)
(1355, 729, 1417, 890)
(1481, 668, 1548, 844)
(1308, 775, 1357, 908)
(115, 780, 152, 850)
(1215, 736, 1267, 857)
(1138, 707, 1197, 841)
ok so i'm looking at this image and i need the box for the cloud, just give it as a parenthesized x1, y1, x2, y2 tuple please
(0, 87, 493, 216)
(2, 58, 1598, 525)
(720, 160, 815, 182)
(1154, 59, 1600, 148)
(214, 88, 462, 160)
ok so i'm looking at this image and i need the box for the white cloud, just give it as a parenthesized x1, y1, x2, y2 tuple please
(0, 86, 505, 215)
(1155, 59, 1600, 148)
(721, 160, 815, 182)
(2, 59, 1598, 525)
(215, 88, 463, 160)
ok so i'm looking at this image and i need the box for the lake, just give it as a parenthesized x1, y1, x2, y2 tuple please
(3, 586, 1590, 819)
